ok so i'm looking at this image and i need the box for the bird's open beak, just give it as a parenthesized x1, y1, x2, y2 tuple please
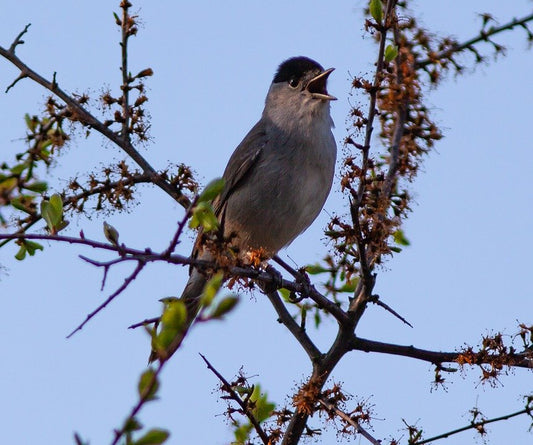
(307, 68, 336, 101)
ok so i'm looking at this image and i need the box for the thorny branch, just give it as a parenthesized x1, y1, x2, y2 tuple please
(318, 398, 381, 445)
(351, 336, 533, 370)
(416, 12, 533, 69)
(200, 354, 271, 445)
(66, 261, 145, 338)
(264, 288, 322, 362)
(280, 2, 401, 444)
(0, 21, 190, 208)
(1, 1, 533, 444)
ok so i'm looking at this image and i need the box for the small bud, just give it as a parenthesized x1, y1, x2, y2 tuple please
(136, 68, 154, 78)
(103, 221, 120, 246)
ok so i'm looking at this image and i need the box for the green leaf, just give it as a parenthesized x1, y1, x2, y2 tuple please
(209, 296, 239, 319)
(189, 201, 219, 232)
(305, 263, 329, 275)
(49, 194, 63, 221)
(24, 114, 38, 132)
(393, 229, 410, 246)
(138, 369, 159, 401)
(134, 429, 170, 445)
(40, 194, 67, 234)
(24, 240, 43, 256)
(113, 12, 121, 25)
(40, 200, 53, 230)
(160, 300, 187, 330)
(369, 0, 383, 23)
(314, 308, 321, 328)
(200, 272, 224, 306)
(338, 279, 358, 293)
(278, 288, 291, 302)
(0, 177, 17, 193)
(154, 327, 179, 352)
(11, 197, 33, 213)
(55, 220, 70, 232)
(15, 245, 27, 261)
(234, 423, 252, 444)
(25, 181, 48, 193)
(124, 417, 143, 433)
(10, 163, 27, 175)
(250, 385, 275, 422)
(198, 177, 225, 203)
(384, 44, 399, 62)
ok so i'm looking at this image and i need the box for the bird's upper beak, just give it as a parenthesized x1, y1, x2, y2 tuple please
(306, 68, 336, 101)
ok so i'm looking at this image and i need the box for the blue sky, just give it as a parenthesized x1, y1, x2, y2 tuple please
(1, 1, 532, 444)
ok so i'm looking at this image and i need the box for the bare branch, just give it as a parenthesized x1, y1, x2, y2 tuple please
(5, 72, 28, 93)
(66, 261, 145, 338)
(350, 336, 533, 369)
(8, 23, 31, 53)
(128, 317, 159, 330)
(263, 288, 322, 362)
(162, 195, 198, 257)
(120, 4, 131, 143)
(370, 295, 413, 328)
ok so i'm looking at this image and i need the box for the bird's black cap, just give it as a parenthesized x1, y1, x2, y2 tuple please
(273, 56, 325, 84)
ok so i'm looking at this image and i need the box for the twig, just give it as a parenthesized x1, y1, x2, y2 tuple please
(200, 354, 270, 445)
(162, 195, 198, 257)
(8, 23, 31, 53)
(128, 316, 160, 330)
(65, 173, 152, 207)
(370, 295, 413, 328)
(263, 288, 322, 362)
(0, 232, 142, 255)
(120, 3, 131, 142)
(416, 12, 533, 69)
(413, 404, 533, 444)
(318, 398, 381, 445)
(0, 218, 40, 248)
(66, 261, 145, 338)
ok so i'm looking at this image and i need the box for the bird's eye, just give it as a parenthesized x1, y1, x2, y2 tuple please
(288, 78, 299, 88)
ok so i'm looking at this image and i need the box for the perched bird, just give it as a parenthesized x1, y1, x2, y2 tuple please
(160, 56, 336, 360)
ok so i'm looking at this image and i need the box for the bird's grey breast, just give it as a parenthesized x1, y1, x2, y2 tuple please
(220, 107, 336, 255)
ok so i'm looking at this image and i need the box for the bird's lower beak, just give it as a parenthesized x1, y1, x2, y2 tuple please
(307, 68, 336, 101)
